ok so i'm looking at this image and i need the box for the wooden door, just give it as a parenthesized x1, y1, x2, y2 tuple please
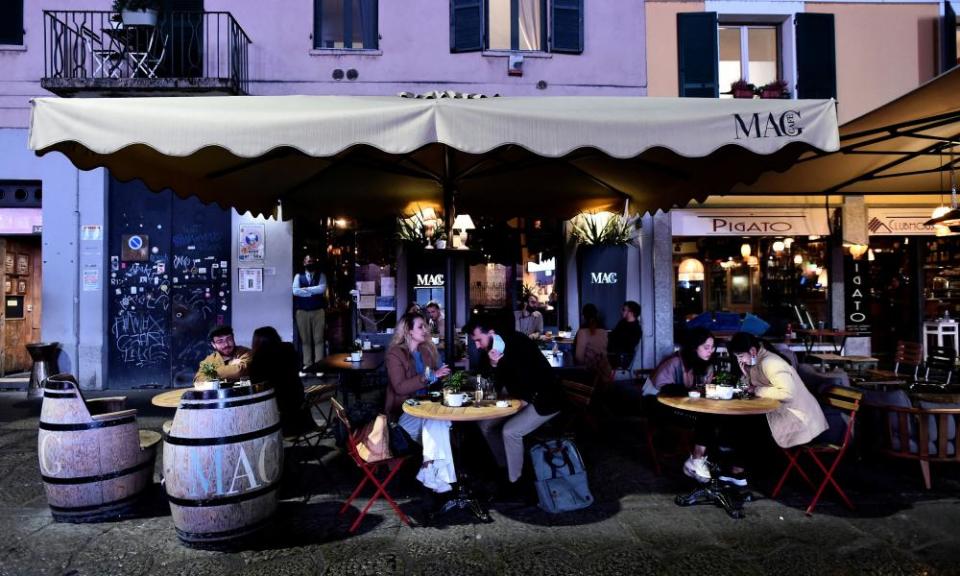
(0, 237, 42, 374)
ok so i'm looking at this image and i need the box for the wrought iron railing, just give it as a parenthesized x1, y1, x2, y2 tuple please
(43, 10, 251, 94)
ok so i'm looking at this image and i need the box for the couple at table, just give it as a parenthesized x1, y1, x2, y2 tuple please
(646, 329, 828, 487)
(386, 311, 561, 505)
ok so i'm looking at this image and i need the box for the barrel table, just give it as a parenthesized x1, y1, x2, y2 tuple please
(163, 383, 283, 546)
(38, 374, 160, 522)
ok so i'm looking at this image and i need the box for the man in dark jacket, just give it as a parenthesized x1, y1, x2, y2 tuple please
(608, 300, 642, 368)
(466, 314, 563, 488)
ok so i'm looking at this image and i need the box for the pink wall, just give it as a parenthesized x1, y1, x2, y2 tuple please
(0, 1, 648, 128)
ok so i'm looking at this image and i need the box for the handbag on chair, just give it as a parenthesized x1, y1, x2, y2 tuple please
(355, 414, 392, 463)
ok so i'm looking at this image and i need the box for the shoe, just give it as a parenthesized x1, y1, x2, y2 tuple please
(718, 473, 748, 488)
(683, 455, 711, 484)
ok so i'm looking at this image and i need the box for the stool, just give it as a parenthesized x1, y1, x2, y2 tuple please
(25, 342, 61, 399)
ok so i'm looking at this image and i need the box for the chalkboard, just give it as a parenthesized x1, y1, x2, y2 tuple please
(107, 180, 230, 388)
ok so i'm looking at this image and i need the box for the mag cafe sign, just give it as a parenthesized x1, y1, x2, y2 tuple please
(866, 208, 937, 236)
(671, 209, 830, 236)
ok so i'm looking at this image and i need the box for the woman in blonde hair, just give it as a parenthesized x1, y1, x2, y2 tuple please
(385, 312, 455, 499)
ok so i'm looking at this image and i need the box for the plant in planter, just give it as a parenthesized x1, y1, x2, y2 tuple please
(570, 210, 640, 246)
(758, 79, 789, 99)
(397, 208, 446, 249)
(198, 361, 220, 383)
(111, 0, 162, 26)
(712, 371, 735, 386)
(444, 370, 467, 393)
(729, 79, 756, 99)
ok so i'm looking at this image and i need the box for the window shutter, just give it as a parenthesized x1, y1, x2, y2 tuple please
(362, 0, 379, 50)
(551, 0, 583, 54)
(795, 13, 837, 100)
(313, 0, 324, 49)
(677, 12, 718, 98)
(942, 3, 957, 73)
(0, 0, 24, 45)
(450, 0, 483, 53)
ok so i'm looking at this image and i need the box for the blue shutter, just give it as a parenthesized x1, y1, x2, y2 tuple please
(551, 0, 583, 54)
(451, 0, 483, 53)
(362, 0, 379, 49)
(313, 0, 324, 49)
(795, 13, 837, 100)
(677, 12, 718, 97)
(942, 3, 956, 73)
(0, 0, 23, 45)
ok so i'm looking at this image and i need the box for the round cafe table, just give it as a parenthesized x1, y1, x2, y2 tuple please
(403, 398, 521, 521)
(151, 388, 192, 408)
(658, 394, 781, 519)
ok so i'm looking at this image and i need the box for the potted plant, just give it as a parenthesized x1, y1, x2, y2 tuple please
(397, 208, 446, 249)
(572, 208, 639, 329)
(729, 79, 756, 99)
(112, 0, 161, 26)
(197, 361, 220, 389)
(758, 79, 789, 99)
(443, 370, 468, 405)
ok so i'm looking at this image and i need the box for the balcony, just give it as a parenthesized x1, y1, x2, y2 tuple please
(41, 10, 251, 97)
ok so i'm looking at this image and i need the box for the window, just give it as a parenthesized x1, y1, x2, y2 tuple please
(313, 0, 378, 50)
(718, 25, 779, 97)
(450, 0, 583, 54)
(0, 1, 24, 46)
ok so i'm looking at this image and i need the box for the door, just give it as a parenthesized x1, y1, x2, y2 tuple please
(107, 180, 230, 388)
(0, 236, 42, 375)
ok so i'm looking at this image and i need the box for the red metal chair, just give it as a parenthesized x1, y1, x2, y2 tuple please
(330, 398, 410, 532)
(771, 386, 863, 516)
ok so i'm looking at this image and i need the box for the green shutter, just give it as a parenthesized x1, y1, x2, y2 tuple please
(795, 13, 837, 100)
(677, 12, 718, 98)
(451, 0, 483, 53)
(0, 0, 23, 46)
(551, 0, 583, 54)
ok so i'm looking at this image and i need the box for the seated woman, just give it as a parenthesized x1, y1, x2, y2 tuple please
(641, 327, 715, 483)
(248, 326, 312, 436)
(384, 312, 454, 495)
(720, 331, 828, 486)
(574, 303, 612, 383)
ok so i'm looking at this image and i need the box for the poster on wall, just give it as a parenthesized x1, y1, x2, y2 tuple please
(239, 267, 263, 292)
(16, 279, 27, 295)
(82, 264, 101, 291)
(3, 254, 12, 274)
(15, 254, 29, 276)
(239, 224, 265, 263)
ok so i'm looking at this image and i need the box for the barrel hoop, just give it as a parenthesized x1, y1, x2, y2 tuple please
(44, 380, 75, 391)
(41, 457, 154, 485)
(39, 416, 137, 431)
(47, 491, 145, 513)
(167, 480, 279, 508)
(164, 422, 282, 446)
(43, 391, 77, 399)
(179, 392, 276, 411)
(174, 515, 274, 541)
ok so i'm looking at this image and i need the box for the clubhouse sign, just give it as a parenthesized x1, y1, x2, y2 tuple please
(671, 209, 830, 236)
(866, 208, 937, 236)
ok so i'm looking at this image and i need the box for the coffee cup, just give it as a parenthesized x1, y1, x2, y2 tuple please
(716, 385, 736, 400)
(446, 392, 467, 407)
(350, 351, 362, 362)
(688, 391, 701, 399)
(431, 336, 440, 345)
(496, 400, 509, 408)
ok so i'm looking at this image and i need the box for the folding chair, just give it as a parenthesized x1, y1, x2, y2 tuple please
(331, 398, 411, 532)
(771, 386, 863, 516)
(284, 383, 337, 501)
(920, 346, 956, 388)
(862, 341, 922, 386)
(80, 25, 122, 78)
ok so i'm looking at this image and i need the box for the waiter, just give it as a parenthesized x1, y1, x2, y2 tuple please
(292, 254, 328, 368)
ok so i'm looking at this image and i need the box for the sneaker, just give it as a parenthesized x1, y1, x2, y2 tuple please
(683, 455, 711, 484)
(718, 473, 748, 487)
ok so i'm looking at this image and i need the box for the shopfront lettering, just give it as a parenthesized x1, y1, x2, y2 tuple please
(733, 111, 802, 140)
(711, 219, 793, 233)
(189, 439, 279, 497)
(415, 273, 445, 287)
(844, 260, 870, 332)
(590, 272, 619, 285)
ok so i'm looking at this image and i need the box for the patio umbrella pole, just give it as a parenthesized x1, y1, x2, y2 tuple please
(442, 148, 457, 362)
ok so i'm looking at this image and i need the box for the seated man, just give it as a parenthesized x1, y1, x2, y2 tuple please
(466, 314, 563, 500)
(608, 300, 642, 369)
(193, 325, 252, 384)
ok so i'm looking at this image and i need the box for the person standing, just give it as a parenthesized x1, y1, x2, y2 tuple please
(292, 254, 328, 368)
(424, 301, 445, 341)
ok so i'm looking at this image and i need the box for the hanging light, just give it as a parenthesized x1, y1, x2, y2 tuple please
(784, 237, 794, 249)
(817, 268, 829, 287)
(747, 255, 759, 267)
(867, 248, 876, 261)
(677, 258, 705, 282)
(936, 224, 952, 237)
(926, 147, 960, 227)
(740, 243, 752, 258)
(772, 240, 785, 253)
(793, 254, 803, 265)
(720, 257, 737, 270)
(848, 244, 868, 259)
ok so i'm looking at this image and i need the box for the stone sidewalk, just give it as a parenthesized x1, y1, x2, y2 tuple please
(1, 390, 959, 576)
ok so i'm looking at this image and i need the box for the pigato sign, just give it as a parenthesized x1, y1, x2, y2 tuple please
(671, 209, 830, 236)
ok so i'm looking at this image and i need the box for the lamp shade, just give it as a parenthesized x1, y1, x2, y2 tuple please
(848, 244, 868, 259)
(793, 254, 803, 265)
(452, 214, 476, 230)
(925, 207, 960, 226)
(772, 240, 785, 253)
(740, 243, 751, 258)
(677, 258, 705, 282)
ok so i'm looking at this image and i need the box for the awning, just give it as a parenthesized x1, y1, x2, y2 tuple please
(29, 94, 838, 218)
(730, 67, 960, 196)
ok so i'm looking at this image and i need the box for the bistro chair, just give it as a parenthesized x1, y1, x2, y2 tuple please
(331, 398, 411, 533)
(284, 382, 338, 501)
(920, 346, 956, 388)
(860, 341, 922, 388)
(771, 386, 863, 516)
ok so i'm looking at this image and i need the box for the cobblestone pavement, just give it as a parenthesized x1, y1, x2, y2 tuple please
(2, 390, 959, 575)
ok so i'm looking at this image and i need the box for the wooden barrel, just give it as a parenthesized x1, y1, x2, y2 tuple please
(163, 383, 283, 545)
(38, 375, 159, 522)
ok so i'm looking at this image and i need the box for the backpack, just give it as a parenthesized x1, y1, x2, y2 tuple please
(529, 438, 593, 514)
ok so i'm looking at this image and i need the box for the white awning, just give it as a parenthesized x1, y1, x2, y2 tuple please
(29, 95, 838, 218)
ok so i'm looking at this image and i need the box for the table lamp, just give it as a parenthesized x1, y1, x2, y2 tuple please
(452, 214, 475, 249)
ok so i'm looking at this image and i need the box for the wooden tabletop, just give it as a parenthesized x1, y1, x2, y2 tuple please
(797, 329, 857, 338)
(151, 388, 189, 408)
(306, 350, 385, 373)
(809, 353, 878, 363)
(658, 395, 781, 416)
(403, 399, 521, 422)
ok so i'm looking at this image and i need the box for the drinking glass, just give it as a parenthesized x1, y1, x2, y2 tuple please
(424, 366, 433, 384)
